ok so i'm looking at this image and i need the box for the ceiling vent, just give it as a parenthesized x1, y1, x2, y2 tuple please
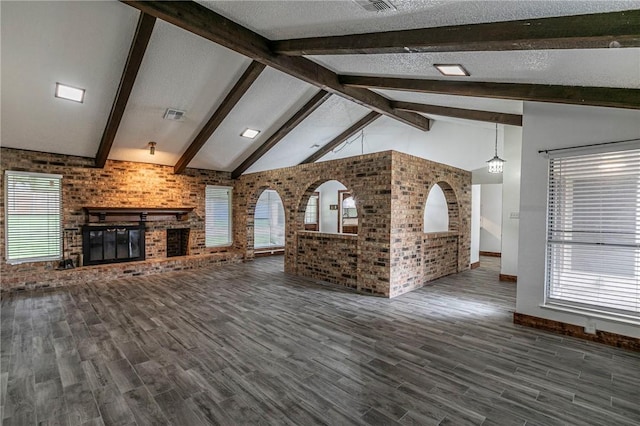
(163, 108, 186, 121)
(353, 0, 397, 12)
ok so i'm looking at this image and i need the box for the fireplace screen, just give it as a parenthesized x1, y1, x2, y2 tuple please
(82, 225, 145, 265)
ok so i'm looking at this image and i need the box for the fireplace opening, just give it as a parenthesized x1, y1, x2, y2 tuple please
(167, 228, 190, 257)
(82, 224, 145, 266)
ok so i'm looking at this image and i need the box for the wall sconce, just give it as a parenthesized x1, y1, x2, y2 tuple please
(148, 141, 156, 155)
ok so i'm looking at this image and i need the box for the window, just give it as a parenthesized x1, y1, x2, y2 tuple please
(205, 185, 232, 247)
(304, 193, 319, 225)
(5, 171, 62, 263)
(545, 145, 640, 318)
(254, 190, 285, 249)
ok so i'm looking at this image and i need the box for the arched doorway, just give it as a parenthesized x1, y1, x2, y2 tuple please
(254, 189, 285, 255)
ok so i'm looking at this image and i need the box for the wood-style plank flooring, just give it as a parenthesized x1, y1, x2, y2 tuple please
(2, 256, 639, 426)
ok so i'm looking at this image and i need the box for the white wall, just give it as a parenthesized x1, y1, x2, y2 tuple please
(424, 184, 449, 232)
(319, 116, 508, 172)
(471, 184, 480, 265)
(480, 184, 502, 253)
(315, 180, 346, 233)
(500, 126, 522, 276)
(518, 102, 640, 338)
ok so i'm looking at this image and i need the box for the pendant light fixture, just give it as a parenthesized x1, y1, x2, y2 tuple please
(487, 123, 505, 174)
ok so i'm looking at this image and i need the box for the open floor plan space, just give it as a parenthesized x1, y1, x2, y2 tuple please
(2, 257, 639, 426)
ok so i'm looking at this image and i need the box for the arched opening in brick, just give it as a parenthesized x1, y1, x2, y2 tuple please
(246, 186, 288, 258)
(422, 181, 461, 281)
(295, 179, 361, 290)
(424, 181, 459, 233)
(299, 179, 359, 235)
(253, 189, 285, 253)
(424, 184, 449, 233)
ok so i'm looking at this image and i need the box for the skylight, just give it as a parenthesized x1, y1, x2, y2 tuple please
(55, 83, 85, 103)
(434, 64, 469, 77)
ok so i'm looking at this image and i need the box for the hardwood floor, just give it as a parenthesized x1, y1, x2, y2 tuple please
(2, 256, 639, 425)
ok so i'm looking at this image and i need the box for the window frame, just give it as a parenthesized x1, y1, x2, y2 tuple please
(5, 170, 63, 264)
(254, 189, 285, 249)
(304, 192, 320, 226)
(205, 185, 233, 248)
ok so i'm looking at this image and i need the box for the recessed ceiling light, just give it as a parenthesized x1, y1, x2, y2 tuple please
(55, 83, 85, 103)
(241, 128, 260, 139)
(434, 64, 469, 77)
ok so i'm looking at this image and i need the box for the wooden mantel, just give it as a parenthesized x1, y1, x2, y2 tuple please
(84, 207, 194, 223)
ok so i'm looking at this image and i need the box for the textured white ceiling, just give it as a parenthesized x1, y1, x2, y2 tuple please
(311, 49, 640, 88)
(108, 20, 251, 166)
(188, 67, 318, 171)
(246, 95, 371, 173)
(199, 0, 640, 39)
(1, 1, 139, 157)
(2, 1, 638, 176)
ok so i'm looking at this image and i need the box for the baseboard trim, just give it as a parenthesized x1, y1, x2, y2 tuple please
(470, 261, 480, 270)
(254, 250, 284, 258)
(499, 274, 517, 283)
(479, 251, 501, 257)
(513, 312, 640, 352)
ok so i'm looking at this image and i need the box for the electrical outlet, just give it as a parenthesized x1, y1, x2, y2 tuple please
(584, 320, 597, 334)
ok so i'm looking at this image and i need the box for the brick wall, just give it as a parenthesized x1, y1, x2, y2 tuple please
(2, 148, 471, 298)
(390, 152, 471, 297)
(296, 232, 358, 289)
(424, 232, 459, 282)
(1, 148, 240, 291)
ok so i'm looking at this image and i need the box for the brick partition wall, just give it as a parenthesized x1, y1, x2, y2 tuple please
(390, 152, 471, 297)
(296, 232, 358, 289)
(234, 152, 393, 296)
(1, 148, 241, 292)
(236, 151, 470, 297)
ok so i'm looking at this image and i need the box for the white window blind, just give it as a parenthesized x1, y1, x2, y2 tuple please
(5, 171, 62, 264)
(205, 186, 232, 247)
(546, 147, 640, 318)
(254, 190, 285, 248)
(304, 194, 319, 224)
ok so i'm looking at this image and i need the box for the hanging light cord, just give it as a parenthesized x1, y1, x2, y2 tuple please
(332, 130, 365, 154)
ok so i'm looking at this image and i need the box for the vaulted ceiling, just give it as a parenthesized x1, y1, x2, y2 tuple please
(2, 1, 639, 176)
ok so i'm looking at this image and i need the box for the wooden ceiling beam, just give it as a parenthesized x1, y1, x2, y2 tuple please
(341, 76, 640, 110)
(120, 1, 430, 131)
(174, 61, 266, 174)
(392, 101, 522, 126)
(95, 12, 156, 168)
(232, 90, 332, 178)
(272, 9, 640, 55)
(301, 111, 381, 165)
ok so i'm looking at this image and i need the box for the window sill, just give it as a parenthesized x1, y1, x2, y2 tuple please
(540, 303, 640, 327)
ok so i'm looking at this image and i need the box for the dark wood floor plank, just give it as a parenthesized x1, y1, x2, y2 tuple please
(2, 256, 639, 425)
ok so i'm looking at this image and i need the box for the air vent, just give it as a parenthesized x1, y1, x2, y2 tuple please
(353, 0, 396, 12)
(163, 108, 186, 121)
